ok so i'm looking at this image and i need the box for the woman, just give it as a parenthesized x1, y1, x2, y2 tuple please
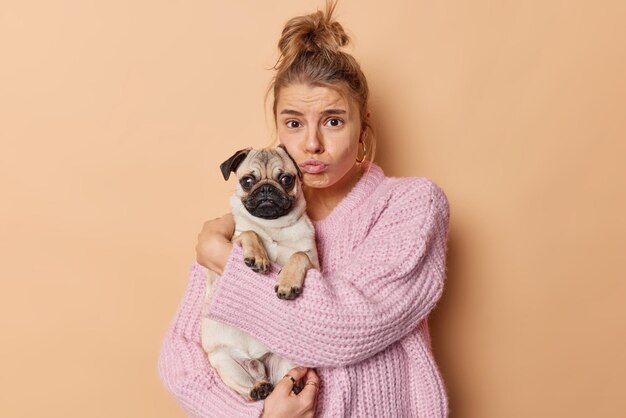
(159, 2, 450, 417)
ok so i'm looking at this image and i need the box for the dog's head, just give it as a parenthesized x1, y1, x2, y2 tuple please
(220, 146, 303, 220)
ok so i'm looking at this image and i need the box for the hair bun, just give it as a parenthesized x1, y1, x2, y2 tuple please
(275, 1, 349, 70)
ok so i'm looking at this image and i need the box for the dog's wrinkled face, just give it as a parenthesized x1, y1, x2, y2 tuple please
(220, 146, 303, 220)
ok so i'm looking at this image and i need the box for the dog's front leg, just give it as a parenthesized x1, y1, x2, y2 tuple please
(275, 252, 312, 300)
(233, 230, 270, 273)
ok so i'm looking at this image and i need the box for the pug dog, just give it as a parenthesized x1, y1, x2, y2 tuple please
(201, 145, 319, 401)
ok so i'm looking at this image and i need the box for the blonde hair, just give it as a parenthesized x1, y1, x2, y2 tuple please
(268, 0, 375, 161)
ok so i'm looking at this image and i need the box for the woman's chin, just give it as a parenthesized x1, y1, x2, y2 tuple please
(302, 173, 332, 188)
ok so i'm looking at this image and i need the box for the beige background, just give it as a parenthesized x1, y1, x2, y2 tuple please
(1, 0, 625, 417)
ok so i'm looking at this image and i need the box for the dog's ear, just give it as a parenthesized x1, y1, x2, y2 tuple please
(277, 144, 302, 180)
(220, 148, 251, 180)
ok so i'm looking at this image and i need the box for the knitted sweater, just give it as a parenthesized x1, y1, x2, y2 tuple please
(159, 163, 450, 418)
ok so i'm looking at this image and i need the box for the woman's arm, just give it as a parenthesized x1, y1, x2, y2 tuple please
(195, 213, 235, 275)
(205, 179, 450, 368)
(158, 262, 263, 418)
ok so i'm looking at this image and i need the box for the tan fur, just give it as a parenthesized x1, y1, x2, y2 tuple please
(275, 251, 313, 298)
(232, 230, 270, 273)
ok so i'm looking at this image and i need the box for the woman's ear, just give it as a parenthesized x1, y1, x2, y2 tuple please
(361, 111, 371, 139)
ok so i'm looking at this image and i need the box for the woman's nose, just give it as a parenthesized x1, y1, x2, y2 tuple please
(304, 127, 324, 154)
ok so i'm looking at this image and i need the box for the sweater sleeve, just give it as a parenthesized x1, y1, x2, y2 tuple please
(158, 262, 263, 418)
(206, 179, 450, 368)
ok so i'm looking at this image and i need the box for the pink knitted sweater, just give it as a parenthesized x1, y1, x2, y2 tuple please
(159, 163, 450, 417)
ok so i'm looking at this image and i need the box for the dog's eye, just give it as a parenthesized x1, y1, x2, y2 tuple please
(279, 174, 294, 188)
(240, 176, 255, 190)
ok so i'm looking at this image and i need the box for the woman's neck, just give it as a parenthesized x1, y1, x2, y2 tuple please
(304, 164, 364, 222)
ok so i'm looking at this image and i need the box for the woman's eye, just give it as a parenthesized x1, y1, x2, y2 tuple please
(240, 176, 255, 190)
(286, 120, 301, 128)
(280, 174, 294, 188)
(325, 118, 343, 127)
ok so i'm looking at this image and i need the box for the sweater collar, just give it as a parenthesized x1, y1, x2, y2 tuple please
(313, 162, 385, 231)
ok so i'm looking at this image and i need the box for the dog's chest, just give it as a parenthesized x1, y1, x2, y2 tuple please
(234, 217, 316, 267)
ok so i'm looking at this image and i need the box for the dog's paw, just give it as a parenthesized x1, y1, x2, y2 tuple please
(274, 268, 303, 299)
(292, 381, 304, 395)
(237, 230, 270, 273)
(250, 381, 273, 401)
(244, 256, 269, 273)
(274, 283, 302, 300)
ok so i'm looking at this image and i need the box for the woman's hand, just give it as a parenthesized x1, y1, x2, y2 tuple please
(195, 213, 235, 274)
(262, 367, 320, 418)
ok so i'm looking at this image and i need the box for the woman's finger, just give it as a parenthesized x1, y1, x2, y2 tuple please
(300, 368, 320, 402)
(273, 367, 309, 396)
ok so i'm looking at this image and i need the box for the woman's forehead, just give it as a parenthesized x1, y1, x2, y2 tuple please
(277, 83, 356, 113)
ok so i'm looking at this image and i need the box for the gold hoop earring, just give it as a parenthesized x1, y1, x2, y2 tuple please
(356, 139, 367, 164)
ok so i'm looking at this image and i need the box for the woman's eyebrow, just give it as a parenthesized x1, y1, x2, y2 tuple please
(321, 109, 346, 116)
(279, 109, 304, 116)
(279, 108, 347, 116)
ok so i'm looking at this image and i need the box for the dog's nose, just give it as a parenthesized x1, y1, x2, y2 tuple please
(259, 184, 273, 198)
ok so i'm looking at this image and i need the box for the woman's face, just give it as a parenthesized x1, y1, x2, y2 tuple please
(276, 83, 362, 190)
